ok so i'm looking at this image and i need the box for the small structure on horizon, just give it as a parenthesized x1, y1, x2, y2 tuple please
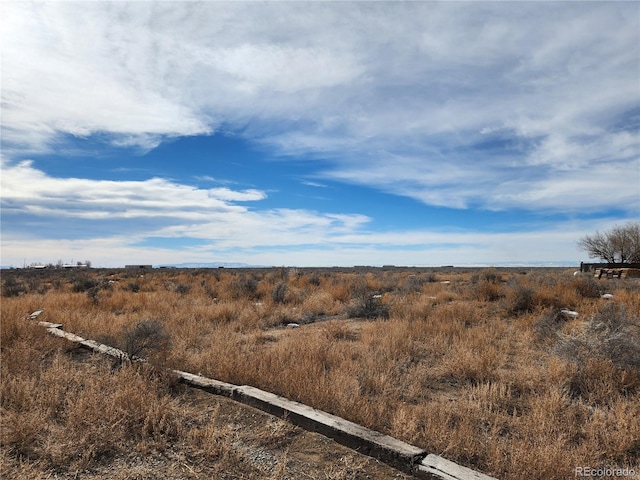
(125, 264, 153, 269)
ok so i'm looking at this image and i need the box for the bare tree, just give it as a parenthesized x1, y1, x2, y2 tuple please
(578, 221, 640, 263)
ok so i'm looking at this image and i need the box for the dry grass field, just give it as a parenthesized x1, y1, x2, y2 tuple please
(2, 266, 640, 479)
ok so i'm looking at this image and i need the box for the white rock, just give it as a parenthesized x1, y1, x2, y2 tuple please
(560, 309, 579, 318)
(601, 293, 614, 299)
(287, 323, 300, 328)
(29, 310, 44, 319)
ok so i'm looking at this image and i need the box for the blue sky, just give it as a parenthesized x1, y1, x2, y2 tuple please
(1, 1, 639, 267)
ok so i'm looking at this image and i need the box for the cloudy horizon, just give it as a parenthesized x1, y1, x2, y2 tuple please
(1, 2, 638, 268)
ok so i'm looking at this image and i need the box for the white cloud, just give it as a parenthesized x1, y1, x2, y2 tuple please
(0, 159, 265, 220)
(488, 160, 640, 212)
(301, 181, 328, 188)
(1, 1, 638, 216)
(210, 44, 362, 94)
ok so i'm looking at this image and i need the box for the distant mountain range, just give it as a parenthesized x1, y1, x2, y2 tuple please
(157, 262, 264, 269)
(157, 261, 579, 269)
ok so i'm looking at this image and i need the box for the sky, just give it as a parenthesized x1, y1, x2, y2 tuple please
(1, 1, 639, 268)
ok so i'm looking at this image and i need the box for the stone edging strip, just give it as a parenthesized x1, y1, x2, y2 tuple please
(32, 315, 498, 480)
(237, 384, 424, 474)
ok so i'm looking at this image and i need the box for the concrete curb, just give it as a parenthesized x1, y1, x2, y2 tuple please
(43, 323, 130, 360)
(232, 385, 426, 475)
(173, 370, 237, 397)
(31, 313, 498, 480)
(418, 454, 498, 480)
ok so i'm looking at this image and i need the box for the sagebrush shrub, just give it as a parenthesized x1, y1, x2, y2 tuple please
(471, 268, 503, 285)
(124, 282, 141, 292)
(346, 285, 389, 319)
(232, 275, 260, 300)
(556, 303, 640, 370)
(175, 283, 191, 295)
(120, 320, 171, 362)
(571, 275, 604, 298)
(505, 284, 535, 315)
(475, 280, 504, 302)
(72, 276, 98, 293)
(533, 310, 568, 343)
(271, 282, 288, 304)
(2, 277, 25, 297)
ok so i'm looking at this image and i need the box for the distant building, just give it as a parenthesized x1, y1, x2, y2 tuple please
(125, 264, 153, 269)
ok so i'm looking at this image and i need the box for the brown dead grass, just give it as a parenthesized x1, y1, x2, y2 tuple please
(2, 267, 640, 479)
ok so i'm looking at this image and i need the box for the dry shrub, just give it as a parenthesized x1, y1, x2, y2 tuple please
(431, 300, 484, 330)
(389, 293, 434, 322)
(474, 280, 505, 302)
(1, 354, 182, 472)
(231, 274, 261, 300)
(120, 319, 171, 362)
(322, 321, 359, 342)
(401, 273, 437, 293)
(504, 284, 535, 315)
(264, 304, 303, 327)
(555, 303, 640, 403)
(571, 275, 604, 298)
(71, 275, 99, 293)
(346, 283, 389, 319)
(327, 278, 351, 302)
(563, 358, 639, 406)
(556, 303, 640, 371)
(210, 301, 241, 324)
(470, 268, 504, 300)
(530, 282, 576, 310)
(533, 309, 568, 344)
(441, 341, 505, 385)
(478, 268, 503, 284)
(2, 276, 26, 297)
(270, 281, 288, 304)
(301, 290, 339, 317)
